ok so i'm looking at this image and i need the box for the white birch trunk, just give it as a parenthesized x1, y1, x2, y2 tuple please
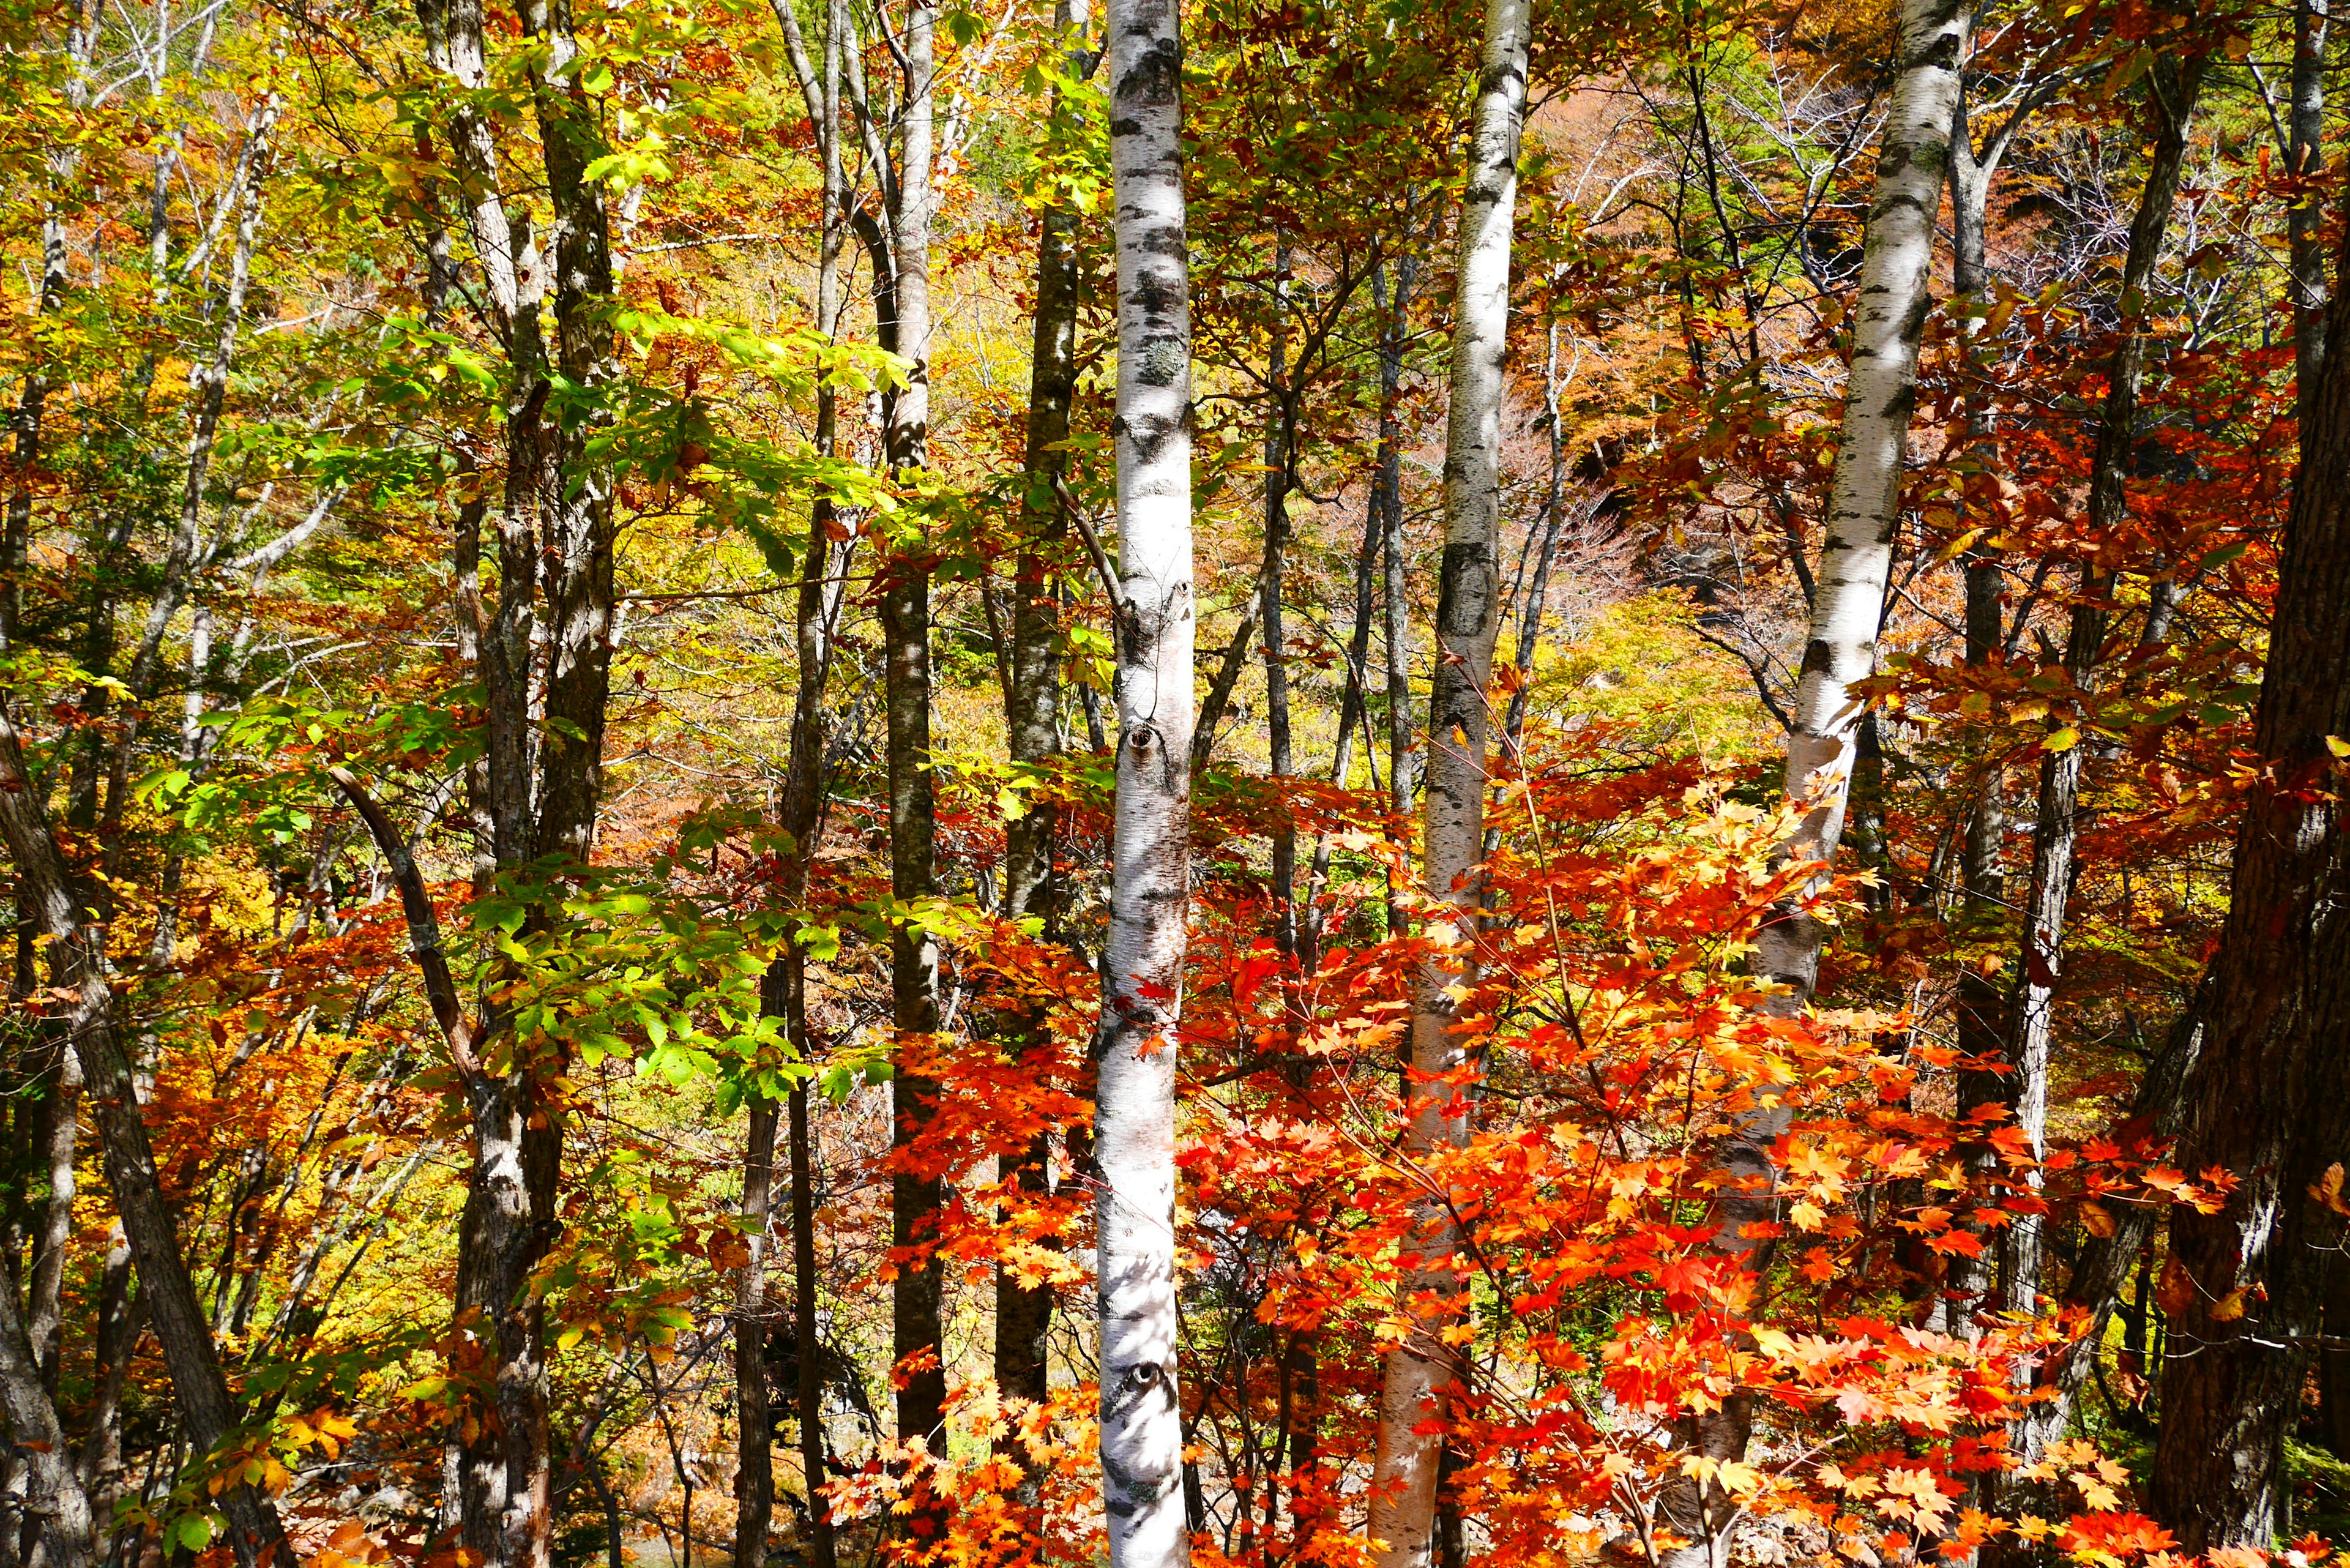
(1764, 0, 1967, 976)
(1368, 1, 1528, 1562)
(1658, 7, 1966, 1567)
(1097, 3, 1193, 1568)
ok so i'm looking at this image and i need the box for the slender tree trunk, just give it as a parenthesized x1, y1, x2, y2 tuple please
(1663, 4, 1967, 1562)
(411, 0, 558, 1548)
(75, 1223, 132, 1495)
(1997, 58, 2210, 1494)
(996, 0, 1092, 1520)
(1192, 569, 1267, 774)
(0, 1264, 91, 1568)
(2149, 165, 2350, 1554)
(1494, 321, 1570, 760)
(0, 711, 285, 1568)
(1300, 468, 1390, 977)
(1376, 248, 1419, 938)
(788, 1072, 839, 1568)
(1260, 241, 1297, 956)
(1947, 77, 2007, 1326)
(737, 1078, 781, 1568)
(2290, 0, 2329, 435)
(1097, 0, 1194, 1562)
(878, 0, 948, 1533)
(1367, 1, 1528, 1562)
(740, 5, 852, 1553)
(3, 0, 91, 657)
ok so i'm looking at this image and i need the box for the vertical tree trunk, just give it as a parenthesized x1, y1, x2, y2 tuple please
(1097, 0, 1193, 1563)
(1761, 0, 1965, 999)
(1495, 319, 1571, 755)
(1947, 81, 2008, 1318)
(1376, 248, 1419, 937)
(2, 0, 91, 656)
(1997, 59, 2209, 1488)
(1663, 4, 1967, 1563)
(2289, 0, 2329, 435)
(0, 711, 284, 1568)
(1260, 241, 1297, 956)
(740, 4, 852, 1556)
(881, 0, 949, 1523)
(996, 0, 1092, 1518)
(1367, 1, 1528, 1562)
(737, 1077, 782, 1568)
(2149, 165, 2350, 1555)
(410, 0, 557, 1550)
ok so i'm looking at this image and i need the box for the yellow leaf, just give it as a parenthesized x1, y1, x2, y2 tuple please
(2209, 1288, 2248, 1322)
(2043, 726, 2080, 753)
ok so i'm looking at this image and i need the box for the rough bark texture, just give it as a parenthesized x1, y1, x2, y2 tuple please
(1098, 2, 1195, 1564)
(2148, 173, 2350, 1553)
(1368, 2, 1527, 1564)
(399, 1, 619, 1553)
(1947, 73, 2007, 1307)
(737, 1075, 782, 1568)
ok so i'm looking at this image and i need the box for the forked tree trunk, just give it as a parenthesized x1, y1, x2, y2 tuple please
(1367, 1, 1528, 1562)
(1662, 2, 1967, 1562)
(1097, 0, 1194, 1564)
(2149, 167, 2350, 1554)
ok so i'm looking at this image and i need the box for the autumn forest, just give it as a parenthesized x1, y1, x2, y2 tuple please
(2, 0, 2348, 1562)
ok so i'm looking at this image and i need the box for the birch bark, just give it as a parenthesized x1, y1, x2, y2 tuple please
(1763, 0, 1966, 991)
(1097, 1, 1193, 1564)
(1368, 1, 1528, 1562)
(1663, 4, 1966, 1562)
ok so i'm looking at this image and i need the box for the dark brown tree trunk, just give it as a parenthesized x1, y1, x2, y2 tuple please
(1376, 251, 1417, 938)
(737, 1080, 782, 1568)
(2149, 166, 2350, 1554)
(2289, 0, 2329, 436)
(740, 2, 854, 1554)
(0, 710, 282, 1568)
(1993, 52, 2209, 1484)
(1261, 241, 1297, 957)
(994, 0, 1092, 1521)
(882, 0, 948, 1532)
